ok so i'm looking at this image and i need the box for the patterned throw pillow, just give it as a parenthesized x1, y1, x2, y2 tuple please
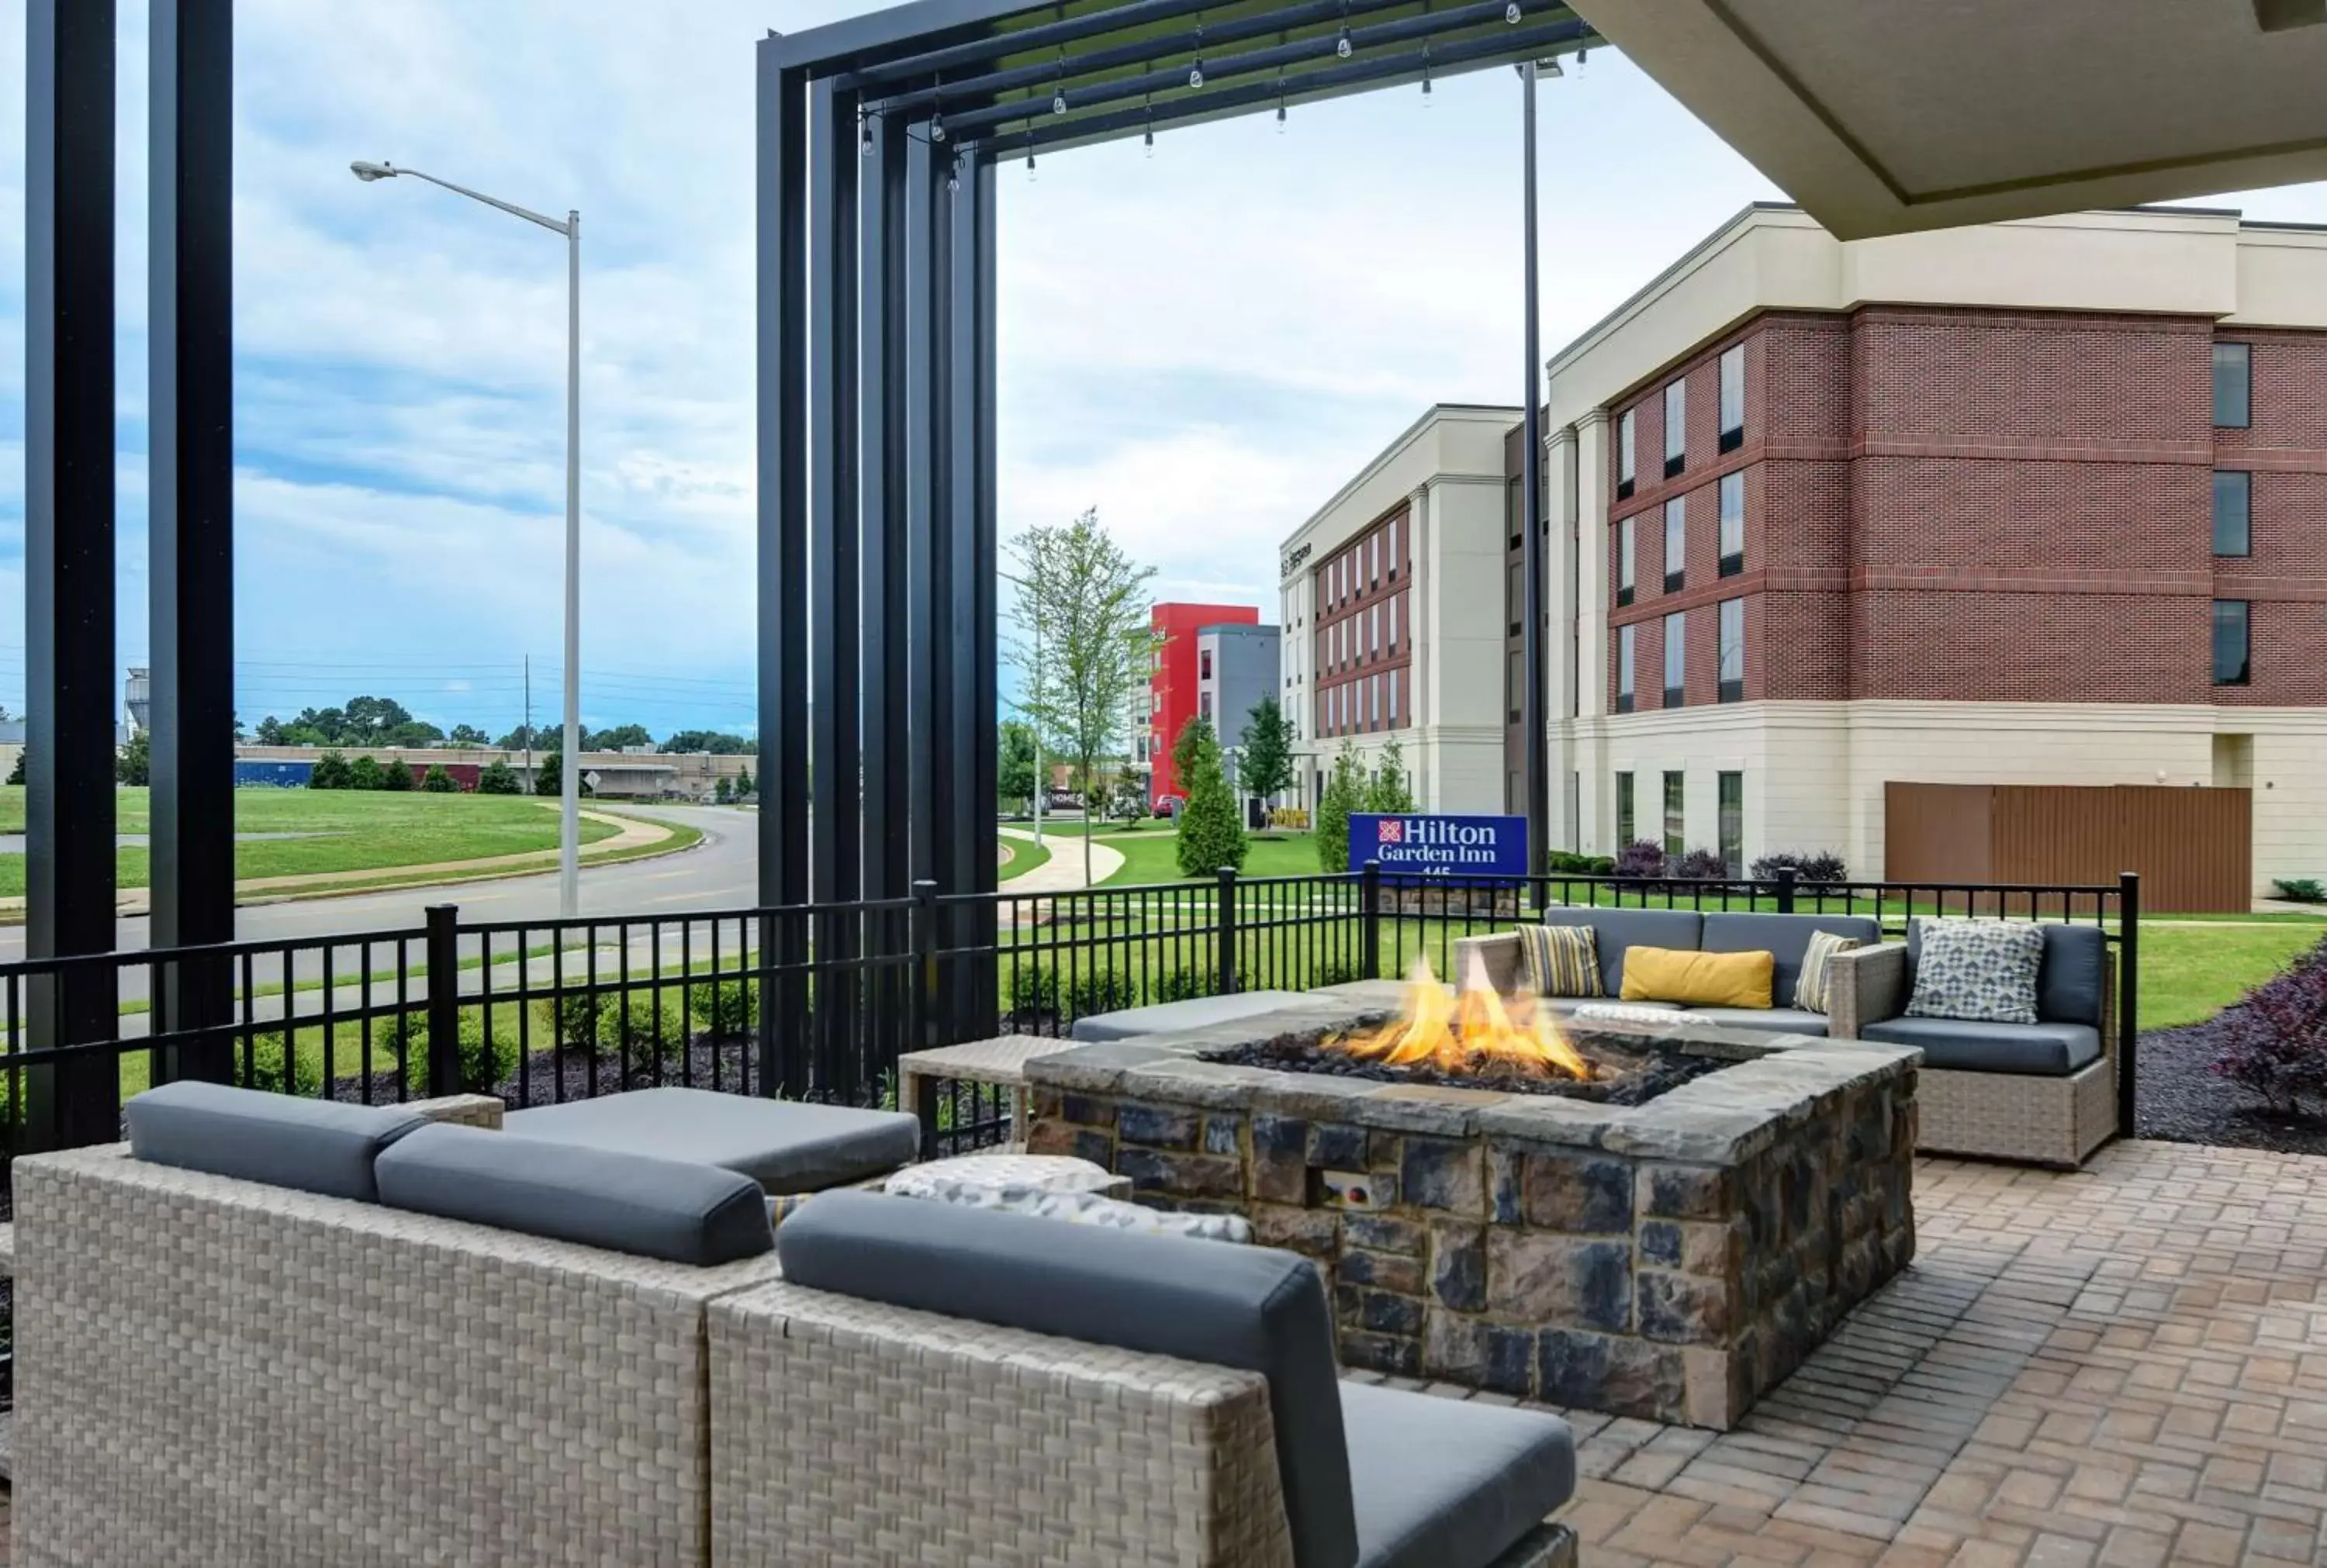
(1518, 924, 1603, 997)
(1903, 919, 2045, 1025)
(1793, 931, 1864, 1014)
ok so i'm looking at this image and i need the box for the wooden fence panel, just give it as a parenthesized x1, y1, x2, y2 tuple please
(1886, 782, 2251, 914)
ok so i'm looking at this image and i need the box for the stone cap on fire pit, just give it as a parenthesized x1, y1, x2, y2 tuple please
(1025, 986, 1921, 1168)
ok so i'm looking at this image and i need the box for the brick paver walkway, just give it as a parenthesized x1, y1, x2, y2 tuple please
(1, 1139, 2319, 1565)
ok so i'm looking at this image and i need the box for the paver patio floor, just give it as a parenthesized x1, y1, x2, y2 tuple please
(0, 1138, 2319, 1565)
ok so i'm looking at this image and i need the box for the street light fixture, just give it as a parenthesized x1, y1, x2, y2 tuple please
(352, 158, 586, 918)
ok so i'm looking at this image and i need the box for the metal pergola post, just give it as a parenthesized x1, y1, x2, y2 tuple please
(25, 0, 123, 1148)
(1519, 61, 1548, 876)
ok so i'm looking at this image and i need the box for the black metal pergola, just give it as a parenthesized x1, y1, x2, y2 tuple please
(759, 0, 1597, 965)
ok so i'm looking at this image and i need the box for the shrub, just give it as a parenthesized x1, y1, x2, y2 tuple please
(599, 992, 688, 1059)
(1173, 717, 1247, 877)
(1547, 850, 1611, 876)
(308, 750, 352, 790)
(381, 758, 415, 792)
(2211, 934, 2327, 1119)
(1670, 847, 1731, 880)
(476, 759, 521, 796)
(1364, 738, 1416, 814)
(347, 754, 385, 791)
(1315, 744, 1366, 874)
(233, 1030, 322, 1098)
(390, 1012, 522, 1095)
(1005, 966, 1139, 1027)
(1613, 840, 1668, 879)
(690, 979, 759, 1041)
(2274, 878, 2326, 904)
(1750, 850, 1848, 884)
(534, 989, 608, 1050)
(1149, 967, 1209, 1003)
(420, 764, 459, 793)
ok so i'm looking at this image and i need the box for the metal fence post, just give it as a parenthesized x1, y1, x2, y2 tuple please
(911, 879, 939, 1051)
(1360, 859, 1382, 981)
(2116, 870, 2139, 1139)
(1775, 865, 1798, 915)
(424, 904, 462, 1094)
(1216, 867, 1240, 996)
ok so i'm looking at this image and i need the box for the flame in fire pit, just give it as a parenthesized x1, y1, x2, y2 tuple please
(1333, 954, 1594, 1081)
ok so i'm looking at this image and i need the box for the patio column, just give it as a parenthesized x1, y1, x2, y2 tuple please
(147, 0, 237, 1083)
(24, 0, 122, 1148)
(1547, 422, 1579, 851)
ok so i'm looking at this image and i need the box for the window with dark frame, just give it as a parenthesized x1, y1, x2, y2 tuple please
(1718, 771, 1743, 875)
(1662, 771, 1685, 858)
(1663, 612, 1686, 709)
(1509, 560, 1522, 634)
(1718, 344, 1744, 453)
(1508, 474, 1523, 549)
(1718, 597, 1744, 703)
(1718, 470, 1744, 575)
(1508, 648, 1523, 723)
(2214, 341, 2251, 429)
(1663, 380, 1686, 477)
(1616, 624, 1635, 714)
(1617, 515, 1635, 607)
(2213, 599, 2251, 686)
(1616, 771, 1635, 845)
(1664, 497, 1686, 593)
(1617, 409, 1636, 501)
(2214, 469, 2252, 557)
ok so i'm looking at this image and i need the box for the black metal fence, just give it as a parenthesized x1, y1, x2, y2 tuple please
(0, 865, 2139, 1408)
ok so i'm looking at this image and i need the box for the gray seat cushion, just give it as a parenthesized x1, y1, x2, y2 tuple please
(1858, 1016, 2102, 1076)
(1699, 914, 1880, 1007)
(1070, 989, 1310, 1042)
(1533, 908, 1703, 995)
(1343, 1380, 1576, 1568)
(779, 1190, 1357, 1568)
(126, 1080, 426, 1203)
(1676, 1006, 1831, 1037)
(502, 1086, 920, 1194)
(1903, 920, 2111, 1027)
(375, 1121, 774, 1265)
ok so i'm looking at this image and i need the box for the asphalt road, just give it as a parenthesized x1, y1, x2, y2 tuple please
(0, 803, 759, 965)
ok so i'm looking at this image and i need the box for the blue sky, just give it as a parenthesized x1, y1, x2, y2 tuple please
(5, 2, 2327, 741)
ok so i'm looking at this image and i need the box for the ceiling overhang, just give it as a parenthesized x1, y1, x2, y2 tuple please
(1573, 0, 2327, 238)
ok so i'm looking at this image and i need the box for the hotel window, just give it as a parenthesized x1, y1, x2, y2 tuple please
(1200, 692, 1213, 724)
(1509, 561, 1523, 634)
(1663, 498, 1686, 593)
(1199, 650, 1212, 679)
(1662, 771, 1686, 857)
(1388, 595, 1399, 651)
(1718, 598, 1744, 703)
(1371, 603, 1381, 658)
(1509, 650, 1523, 723)
(1371, 676, 1381, 729)
(1663, 379, 1686, 478)
(1718, 772, 1744, 876)
(1718, 344, 1744, 453)
(2214, 469, 2252, 557)
(2214, 342, 2251, 429)
(2214, 599, 2251, 686)
(1371, 533, 1381, 588)
(1718, 471, 1744, 575)
(1388, 669, 1399, 724)
(1508, 475, 1523, 549)
(1616, 625, 1636, 713)
(1662, 612, 1686, 709)
(1617, 516, 1635, 607)
(1617, 409, 1637, 501)
(1616, 772, 1636, 844)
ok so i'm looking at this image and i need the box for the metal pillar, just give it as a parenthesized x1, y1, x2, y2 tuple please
(148, 0, 237, 1084)
(966, 157, 1003, 1031)
(1518, 62, 1549, 876)
(26, 0, 123, 1147)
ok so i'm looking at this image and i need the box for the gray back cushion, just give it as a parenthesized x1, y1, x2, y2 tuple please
(375, 1123, 774, 1266)
(1700, 914, 1881, 1003)
(780, 1190, 1357, 1568)
(126, 1080, 426, 1203)
(1905, 920, 2110, 1027)
(1534, 908, 1703, 995)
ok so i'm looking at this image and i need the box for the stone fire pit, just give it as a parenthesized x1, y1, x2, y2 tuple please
(1025, 981, 1920, 1429)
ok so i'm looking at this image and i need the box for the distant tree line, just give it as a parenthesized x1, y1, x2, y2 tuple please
(246, 695, 758, 755)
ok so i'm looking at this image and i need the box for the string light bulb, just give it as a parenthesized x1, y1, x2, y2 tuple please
(859, 116, 874, 156)
(931, 110, 946, 143)
(1506, 1, 1522, 20)
(1189, 62, 1205, 88)
(1053, 90, 1068, 114)
(1336, 26, 1352, 57)
(1026, 148, 1037, 181)
(947, 157, 962, 193)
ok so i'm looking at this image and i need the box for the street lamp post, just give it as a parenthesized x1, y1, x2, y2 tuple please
(351, 158, 584, 918)
(1000, 569, 1043, 848)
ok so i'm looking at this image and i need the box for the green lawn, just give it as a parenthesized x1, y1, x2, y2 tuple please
(2137, 921, 2321, 1031)
(998, 836, 1052, 883)
(1033, 824, 1321, 886)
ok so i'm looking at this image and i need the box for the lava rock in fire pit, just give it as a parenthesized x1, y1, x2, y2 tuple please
(1203, 1024, 1725, 1107)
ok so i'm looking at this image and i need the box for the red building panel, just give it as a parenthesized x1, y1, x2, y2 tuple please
(1149, 602, 1257, 804)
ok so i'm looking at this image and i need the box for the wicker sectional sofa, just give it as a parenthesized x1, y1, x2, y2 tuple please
(12, 1083, 1583, 1568)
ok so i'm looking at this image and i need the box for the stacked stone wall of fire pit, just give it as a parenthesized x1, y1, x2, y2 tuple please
(1024, 984, 1919, 1430)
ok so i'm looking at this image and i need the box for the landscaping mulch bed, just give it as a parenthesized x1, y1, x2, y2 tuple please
(323, 1035, 765, 1111)
(2136, 1019, 2327, 1156)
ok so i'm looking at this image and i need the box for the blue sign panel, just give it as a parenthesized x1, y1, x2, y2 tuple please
(1350, 813, 1529, 880)
(233, 759, 315, 789)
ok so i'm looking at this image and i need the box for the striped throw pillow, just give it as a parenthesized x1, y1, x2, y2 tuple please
(1793, 930, 1863, 1014)
(1518, 924, 1603, 998)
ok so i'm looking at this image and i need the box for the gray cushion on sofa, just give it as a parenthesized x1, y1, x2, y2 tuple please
(1532, 908, 1703, 995)
(502, 1086, 919, 1193)
(126, 1080, 426, 1203)
(375, 1121, 775, 1265)
(1070, 989, 1310, 1042)
(1342, 1380, 1575, 1568)
(1700, 913, 1880, 1004)
(1858, 1016, 2102, 1076)
(1904, 920, 2109, 1026)
(1677, 1006, 1831, 1037)
(779, 1190, 1357, 1568)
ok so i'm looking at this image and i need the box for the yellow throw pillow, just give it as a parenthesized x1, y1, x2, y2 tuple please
(1620, 946, 1774, 1010)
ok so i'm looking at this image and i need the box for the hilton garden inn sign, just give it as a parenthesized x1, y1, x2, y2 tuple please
(1350, 813, 1530, 880)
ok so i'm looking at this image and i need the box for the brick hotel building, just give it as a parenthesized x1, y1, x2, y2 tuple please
(1281, 205, 2327, 893)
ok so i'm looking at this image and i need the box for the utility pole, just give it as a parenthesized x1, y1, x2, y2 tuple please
(524, 654, 534, 784)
